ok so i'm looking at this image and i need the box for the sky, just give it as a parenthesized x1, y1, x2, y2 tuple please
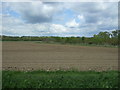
(1, 1, 118, 37)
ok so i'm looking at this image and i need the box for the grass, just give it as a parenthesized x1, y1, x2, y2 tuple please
(2, 41, 118, 48)
(0, 71, 2, 90)
(35, 41, 118, 48)
(2, 70, 119, 88)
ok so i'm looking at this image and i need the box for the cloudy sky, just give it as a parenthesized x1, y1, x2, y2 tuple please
(1, 1, 118, 37)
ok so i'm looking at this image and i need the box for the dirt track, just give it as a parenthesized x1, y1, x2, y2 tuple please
(2, 41, 118, 71)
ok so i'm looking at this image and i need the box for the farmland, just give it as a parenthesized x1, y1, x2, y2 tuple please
(1, 2, 119, 88)
(2, 41, 119, 88)
(2, 41, 118, 71)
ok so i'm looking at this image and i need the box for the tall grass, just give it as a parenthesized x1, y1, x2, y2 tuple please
(2, 70, 119, 88)
(35, 41, 118, 48)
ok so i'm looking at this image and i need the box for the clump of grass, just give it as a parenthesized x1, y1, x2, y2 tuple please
(2, 70, 119, 88)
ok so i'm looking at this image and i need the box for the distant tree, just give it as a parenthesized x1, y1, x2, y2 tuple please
(111, 30, 118, 38)
(111, 30, 120, 38)
(2, 30, 119, 46)
(81, 36, 85, 43)
(97, 31, 110, 39)
(111, 30, 120, 45)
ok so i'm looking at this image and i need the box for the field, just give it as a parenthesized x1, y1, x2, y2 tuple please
(2, 41, 118, 71)
(2, 41, 119, 88)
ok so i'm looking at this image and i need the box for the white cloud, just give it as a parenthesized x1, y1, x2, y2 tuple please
(2, 14, 69, 36)
(66, 19, 79, 28)
(50, 24, 67, 33)
(3, 2, 64, 24)
(2, 2, 118, 37)
(78, 15, 84, 20)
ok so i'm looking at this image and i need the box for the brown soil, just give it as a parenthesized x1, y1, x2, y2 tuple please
(2, 41, 118, 71)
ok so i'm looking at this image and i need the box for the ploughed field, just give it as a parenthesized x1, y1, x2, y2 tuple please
(2, 41, 118, 71)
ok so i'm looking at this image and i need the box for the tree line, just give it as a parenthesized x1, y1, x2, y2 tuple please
(1, 30, 120, 46)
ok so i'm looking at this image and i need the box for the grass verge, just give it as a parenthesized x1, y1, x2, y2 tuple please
(2, 70, 119, 88)
(35, 41, 118, 48)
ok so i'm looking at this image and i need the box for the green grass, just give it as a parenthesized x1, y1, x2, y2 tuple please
(2, 70, 119, 88)
(2, 41, 118, 48)
(35, 41, 118, 48)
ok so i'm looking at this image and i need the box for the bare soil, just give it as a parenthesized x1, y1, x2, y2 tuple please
(2, 41, 118, 71)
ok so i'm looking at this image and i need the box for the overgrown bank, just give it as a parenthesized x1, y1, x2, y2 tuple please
(2, 70, 119, 88)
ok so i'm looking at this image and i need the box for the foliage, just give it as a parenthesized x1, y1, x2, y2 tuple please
(2, 70, 119, 88)
(1, 30, 120, 46)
